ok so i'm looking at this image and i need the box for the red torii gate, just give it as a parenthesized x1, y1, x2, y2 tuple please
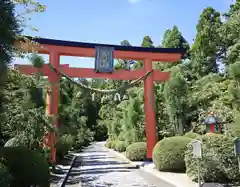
(15, 37, 185, 162)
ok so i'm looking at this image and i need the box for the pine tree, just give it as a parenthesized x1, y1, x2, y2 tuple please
(191, 7, 222, 77)
(133, 36, 154, 69)
(141, 36, 154, 47)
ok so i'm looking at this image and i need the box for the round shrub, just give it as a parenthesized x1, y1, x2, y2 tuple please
(105, 139, 113, 148)
(110, 140, 118, 150)
(115, 141, 126, 152)
(184, 132, 200, 139)
(153, 136, 192, 172)
(104, 139, 116, 149)
(185, 134, 240, 183)
(0, 147, 50, 187)
(126, 142, 147, 161)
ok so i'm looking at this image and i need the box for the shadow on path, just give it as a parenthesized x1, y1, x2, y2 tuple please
(82, 150, 109, 153)
(81, 159, 129, 166)
(50, 150, 136, 186)
(50, 156, 82, 185)
(79, 154, 115, 160)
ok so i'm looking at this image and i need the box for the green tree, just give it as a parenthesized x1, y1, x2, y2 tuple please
(191, 7, 222, 78)
(133, 36, 154, 69)
(0, 0, 21, 145)
(162, 26, 189, 55)
(164, 65, 188, 135)
(141, 36, 154, 47)
(161, 29, 172, 47)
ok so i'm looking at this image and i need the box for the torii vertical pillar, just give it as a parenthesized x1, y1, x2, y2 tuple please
(45, 52, 60, 163)
(144, 58, 157, 160)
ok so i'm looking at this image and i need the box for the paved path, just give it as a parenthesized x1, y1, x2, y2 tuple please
(74, 142, 175, 187)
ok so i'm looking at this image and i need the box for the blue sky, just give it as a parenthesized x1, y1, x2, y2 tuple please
(15, 0, 233, 68)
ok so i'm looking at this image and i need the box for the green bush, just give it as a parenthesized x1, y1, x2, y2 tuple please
(124, 129, 140, 146)
(115, 141, 126, 152)
(153, 136, 191, 172)
(227, 114, 240, 137)
(184, 132, 200, 139)
(40, 147, 51, 164)
(112, 141, 117, 150)
(192, 123, 206, 135)
(94, 124, 108, 141)
(118, 131, 125, 141)
(0, 162, 13, 187)
(74, 128, 94, 150)
(185, 134, 240, 183)
(126, 142, 147, 161)
(104, 139, 117, 149)
(0, 147, 50, 187)
(105, 139, 112, 148)
(55, 134, 74, 159)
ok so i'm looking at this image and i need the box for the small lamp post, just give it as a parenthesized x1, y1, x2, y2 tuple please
(204, 112, 217, 133)
(233, 137, 240, 173)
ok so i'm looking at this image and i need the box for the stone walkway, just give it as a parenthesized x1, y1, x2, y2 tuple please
(75, 142, 175, 187)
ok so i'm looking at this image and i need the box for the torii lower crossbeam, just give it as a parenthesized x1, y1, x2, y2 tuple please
(15, 64, 170, 81)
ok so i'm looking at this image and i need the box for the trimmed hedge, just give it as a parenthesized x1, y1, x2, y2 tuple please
(0, 147, 50, 187)
(152, 136, 192, 172)
(126, 142, 146, 161)
(185, 134, 240, 183)
(115, 141, 126, 152)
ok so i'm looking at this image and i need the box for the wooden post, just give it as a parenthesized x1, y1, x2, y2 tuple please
(144, 58, 157, 160)
(45, 52, 60, 163)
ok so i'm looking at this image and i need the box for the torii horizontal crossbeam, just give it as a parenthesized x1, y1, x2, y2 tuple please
(15, 36, 185, 61)
(14, 64, 170, 81)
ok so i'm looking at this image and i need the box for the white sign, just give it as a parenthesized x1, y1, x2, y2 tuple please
(192, 140, 202, 158)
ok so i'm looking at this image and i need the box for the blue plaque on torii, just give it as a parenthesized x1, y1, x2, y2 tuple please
(95, 46, 114, 73)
